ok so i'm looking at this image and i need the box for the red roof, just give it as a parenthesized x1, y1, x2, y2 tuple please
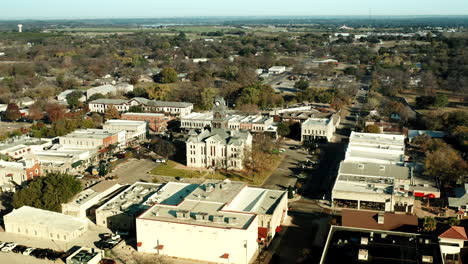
(439, 226, 468, 240)
(258, 227, 268, 239)
(221, 253, 229, 259)
(156, 245, 164, 250)
(342, 209, 418, 232)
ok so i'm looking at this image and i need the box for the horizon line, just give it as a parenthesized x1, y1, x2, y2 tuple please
(1, 14, 468, 21)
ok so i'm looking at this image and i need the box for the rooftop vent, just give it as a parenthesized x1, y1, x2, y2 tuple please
(358, 249, 368, 261)
(176, 210, 189, 219)
(422, 255, 433, 263)
(361, 237, 369, 245)
(195, 212, 209, 221)
(358, 164, 365, 169)
(379, 165, 385, 171)
(212, 215, 224, 223)
(226, 217, 238, 225)
(377, 213, 385, 224)
(205, 184, 214, 192)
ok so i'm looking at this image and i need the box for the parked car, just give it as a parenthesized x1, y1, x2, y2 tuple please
(1, 243, 17, 252)
(23, 247, 35, 256)
(116, 230, 129, 237)
(99, 233, 112, 240)
(100, 259, 117, 264)
(0, 242, 6, 249)
(12, 245, 27, 253)
(74, 174, 84, 179)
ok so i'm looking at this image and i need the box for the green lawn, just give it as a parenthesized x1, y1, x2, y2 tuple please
(150, 160, 208, 178)
(150, 154, 284, 185)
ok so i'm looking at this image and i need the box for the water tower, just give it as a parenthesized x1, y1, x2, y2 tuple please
(18, 24, 23, 33)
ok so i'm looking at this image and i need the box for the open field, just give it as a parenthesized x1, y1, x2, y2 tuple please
(399, 89, 468, 113)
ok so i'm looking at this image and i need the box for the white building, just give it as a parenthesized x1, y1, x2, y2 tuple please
(268, 66, 286, 75)
(85, 84, 117, 100)
(59, 129, 125, 149)
(35, 147, 93, 174)
(181, 112, 276, 135)
(301, 113, 340, 142)
(345, 132, 406, 165)
(438, 226, 468, 261)
(57, 90, 86, 103)
(0, 157, 41, 192)
(136, 179, 288, 263)
(88, 97, 193, 117)
(186, 98, 252, 171)
(62, 181, 122, 219)
(95, 182, 167, 232)
(4, 206, 88, 242)
(331, 161, 414, 212)
(103, 119, 147, 142)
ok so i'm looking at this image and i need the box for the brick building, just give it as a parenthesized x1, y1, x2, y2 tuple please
(121, 112, 171, 133)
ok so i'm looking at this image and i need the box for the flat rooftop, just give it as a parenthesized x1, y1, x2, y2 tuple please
(181, 112, 213, 120)
(349, 132, 405, 147)
(122, 112, 165, 117)
(138, 180, 284, 230)
(139, 200, 256, 229)
(320, 226, 443, 264)
(339, 162, 409, 180)
(4, 206, 88, 233)
(97, 182, 162, 217)
(303, 117, 331, 126)
(223, 187, 286, 215)
(104, 120, 146, 126)
(61, 129, 117, 139)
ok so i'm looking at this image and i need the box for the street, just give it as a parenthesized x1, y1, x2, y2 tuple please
(266, 75, 369, 264)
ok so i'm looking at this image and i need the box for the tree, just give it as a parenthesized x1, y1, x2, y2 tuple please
(422, 217, 437, 233)
(12, 172, 82, 212)
(4, 103, 21, 121)
(152, 139, 176, 159)
(104, 105, 120, 120)
(425, 147, 468, 183)
(157, 67, 178, 84)
(66, 90, 84, 109)
(287, 185, 294, 199)
(447, 217, 460, 226)
(45, 103, 66, 123)
(129, 105, 144, 113)
(277, 122, 291, 137)
(294, 79, 310, 90)
(365, 124, 381, 133)
(433, 94, 448, 108)
(27, 102, 44, 122)
(88, 93, 105, 102)
(146, 84, 170, 100)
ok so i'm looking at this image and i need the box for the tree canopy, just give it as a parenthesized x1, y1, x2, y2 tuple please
(12, 172, 82, 212)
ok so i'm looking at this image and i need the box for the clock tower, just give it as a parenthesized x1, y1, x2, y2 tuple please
(211, 97, 228, 130)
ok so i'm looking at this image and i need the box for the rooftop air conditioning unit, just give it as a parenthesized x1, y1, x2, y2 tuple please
(361, 237, 369, 245)
(422, 255, 433, 263)
(358, 249, 368, 261)
(377, 213, 385, 224)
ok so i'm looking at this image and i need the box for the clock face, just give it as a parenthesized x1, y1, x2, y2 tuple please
(215, 101, 220, 106)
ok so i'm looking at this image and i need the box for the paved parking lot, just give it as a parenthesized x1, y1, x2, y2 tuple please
(109, 158, 159, 184)
(262, 139, 310, 190)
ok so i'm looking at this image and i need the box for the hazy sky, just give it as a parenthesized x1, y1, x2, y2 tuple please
(2, 0, 468, 19)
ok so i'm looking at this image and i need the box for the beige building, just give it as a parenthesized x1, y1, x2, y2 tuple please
(88, 97, 193, 117)
(103, 119, 147, 142)
(301, 113, 340, 142)
(4, 206, 88, 242)
(62, 181, 122, 219)
(59, 129, 126, 149)
(136, 179, 287, 263)
(186, 98, 252, 171)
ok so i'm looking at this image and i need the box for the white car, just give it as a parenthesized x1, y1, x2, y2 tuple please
(1, 243, 17, 252)
(111, 234, 121, 241)
(0, 242, 6, 249)
(23, 248, 35, 256)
